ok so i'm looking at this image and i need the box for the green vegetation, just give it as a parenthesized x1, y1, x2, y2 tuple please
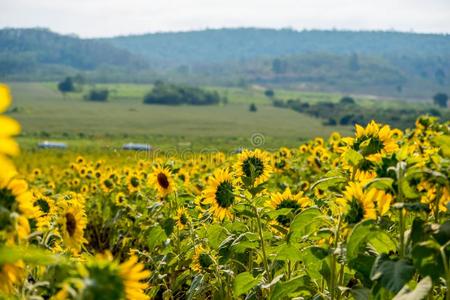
(8, 82, 356, 152)
(85, 89, 109, 102)
(272, 96, 448, 129)
(433, 92, 448, 108)
(143, 81, 222, 105)
(1, 28, 450, 98)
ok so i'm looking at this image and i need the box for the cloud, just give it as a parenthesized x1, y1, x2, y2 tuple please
(2, 0, 450, 37)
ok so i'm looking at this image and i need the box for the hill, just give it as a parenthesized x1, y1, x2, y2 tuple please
(104, 28, 450, 65)
(0, 28, 149, 79)
(1, 27, 449, 97)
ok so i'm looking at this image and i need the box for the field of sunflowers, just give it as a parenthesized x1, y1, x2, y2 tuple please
(1, 82, 450, 300)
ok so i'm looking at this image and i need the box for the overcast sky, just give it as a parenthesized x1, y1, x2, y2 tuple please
(2, 0, 450, 37)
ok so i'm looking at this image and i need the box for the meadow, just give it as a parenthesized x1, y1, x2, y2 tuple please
(1, 82, 449, 299)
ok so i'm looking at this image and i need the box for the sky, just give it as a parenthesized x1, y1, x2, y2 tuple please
(2, 0, 450, 38)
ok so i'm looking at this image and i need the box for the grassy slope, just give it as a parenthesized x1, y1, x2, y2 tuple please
(8, 82, 425, 152)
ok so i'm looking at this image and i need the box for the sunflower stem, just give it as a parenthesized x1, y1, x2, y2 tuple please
(399, 208, 405, 258)
(253, 205, 271, 284)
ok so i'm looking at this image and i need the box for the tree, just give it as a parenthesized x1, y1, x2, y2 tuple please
(57, 77, 75, 97)
(249, 103, 257, 112)
(85, 89, 109, 102)
(264, 89, 275, 98)
(339, 96, 355, 105)
(433, 93, 448, 108)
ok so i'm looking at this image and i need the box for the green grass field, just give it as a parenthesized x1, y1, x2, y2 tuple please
(7, 82, 429, 152)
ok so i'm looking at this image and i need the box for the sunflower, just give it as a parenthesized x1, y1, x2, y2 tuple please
(267, 188, 311, 226)
(175, 207, 190, 230)
(32, 191, 56, 231)
(57, 200, 87, 254)
(0, 84, 20, 158)
(118, 255, 151, 300)
(235, 149, 272, 186)
(191, 245, 214, 272)
(100, 176, 115, 193)
(0, 260, 25, 294)
(0, 177, 35, 219)
(80, 253, 150, 300)
(149, 165, 175, 198)
(203, 169, 237, 220)
(114, 192, 128, 207)
(336, 182, 377, 225)
(126, 174, 142, 193)
(346, 121, 399, 163)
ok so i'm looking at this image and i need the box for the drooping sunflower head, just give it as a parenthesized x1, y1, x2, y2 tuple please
(79, 253, 150, 300)
(192, 245, 214, 273)
(267, 188, 311, 227)
(150, 165, 175, 198)
(175, 207, 190, 230)
(235, 149, 272, 186)
(57, 200, 87, 254)
(337, 182, 377, 225)
(126, 174, 141, 193)
(203, 169, 237, 220)
(32, 190, 55, 231)
(351, 121, 400, 163)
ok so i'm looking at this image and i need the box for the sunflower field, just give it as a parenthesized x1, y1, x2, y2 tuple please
(1, 82, 450, 300)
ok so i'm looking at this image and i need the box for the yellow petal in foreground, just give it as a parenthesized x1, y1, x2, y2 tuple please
(0, 138, 20, 156)
(0, 83, 12, 113)
(0, 116, 21, 136)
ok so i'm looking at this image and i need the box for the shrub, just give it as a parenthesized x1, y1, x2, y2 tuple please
(144, 81, 221, 105)
(85, 89, 109, 102)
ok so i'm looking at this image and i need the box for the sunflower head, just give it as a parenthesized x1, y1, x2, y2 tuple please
(192, 246, 214, 272)
(150, 166, 175, 198)
(235, 149, 272, 187)
(79, 253, 150, 300)
(175, 207, 190, 230)
(337, 183, 377, 225)
(267, 188, 311, 227)
(57, 200, 87, 254)
(204, 169, 237, 220)
(351, 121, 399, 163)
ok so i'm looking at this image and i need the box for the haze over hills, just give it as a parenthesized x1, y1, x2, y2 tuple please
(1, 27, 449, 98)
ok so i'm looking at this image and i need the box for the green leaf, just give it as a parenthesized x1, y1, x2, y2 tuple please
(270, 275, 314, 300)
(0, 245, 62, 265)
(310, 176, 346, 191)
(370, 254, 415, 293)
(350, 287, 371, 300)
(300, 246, 329, 281)
(433, 135, 450, 158)
(187, 274, 204, 300)
(206, 224, 228, 248)
(432, 219, 450, 246)
(393, 276, 432, 300)
(411, 241, 445, 282)
(275, 243, 302, 262)
(289, 207, 325, 240)
(233, 272, 262, 296)
(364, 177, 394, 191)
(147, 225, 167, 249)
(343, 149, 364, 166)
(347, 220, 396, 262)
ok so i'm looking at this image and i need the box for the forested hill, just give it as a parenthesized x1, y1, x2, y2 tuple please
(104, 28, 450, 65)
(0, 28, 148, 77)
(1, 27, 449, 97)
